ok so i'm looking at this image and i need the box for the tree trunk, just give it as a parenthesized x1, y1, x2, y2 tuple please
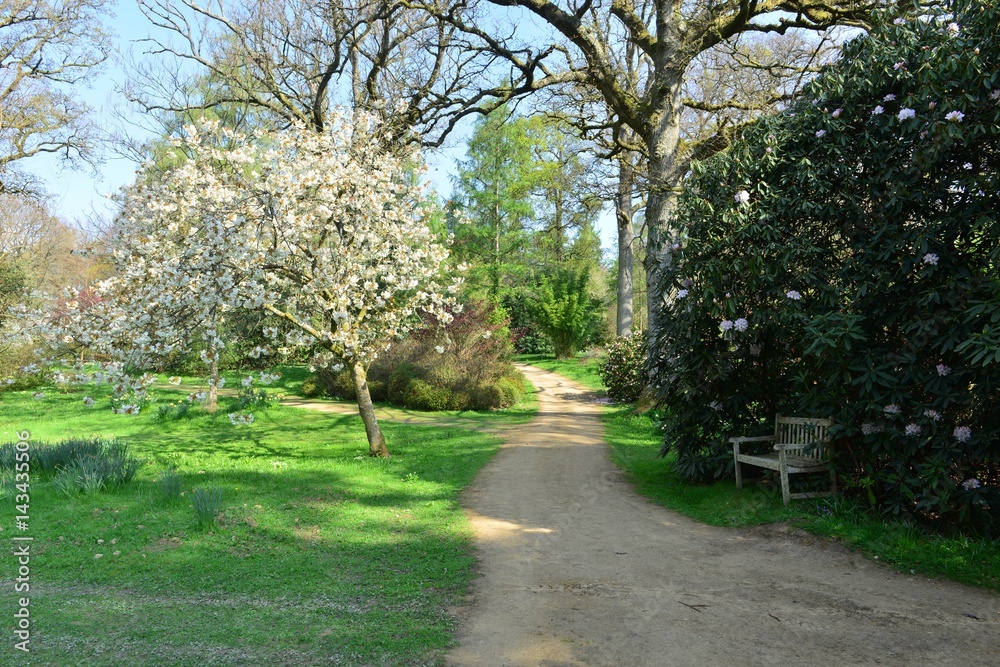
(642, 74, 685, 379)
(351, 362, 389, 457)
(207, 353, 219, 413)
(616, 153, 635, 336)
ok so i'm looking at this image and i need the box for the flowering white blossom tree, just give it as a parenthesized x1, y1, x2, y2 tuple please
(57, 114, 460, 456)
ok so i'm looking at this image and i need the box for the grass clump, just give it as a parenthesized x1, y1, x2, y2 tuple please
(157, 469, 183, 501)
(192, 486, 224, 529)
(0, 437, 143, 495)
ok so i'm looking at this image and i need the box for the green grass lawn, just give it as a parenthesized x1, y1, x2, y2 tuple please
(603, 406, 1000, 592)
(516, 352, 605, 394)
(0, 374, 536, 666)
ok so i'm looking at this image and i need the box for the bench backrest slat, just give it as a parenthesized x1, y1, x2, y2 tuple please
(774, 414, 832, 459)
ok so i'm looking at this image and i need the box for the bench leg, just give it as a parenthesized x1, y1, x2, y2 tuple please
(779, 452, 790, 505)
(733, 443, 743, 489)
(829, 467, 838, 496)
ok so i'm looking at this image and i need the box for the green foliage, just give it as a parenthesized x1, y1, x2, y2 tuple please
(403, 379, 452, 411)
(22, 439, 145, 495)
(450, 106, 539, 300)
(599, 332, 648, 402)
(157, 469, 183, 501)
(312, 301, 525, 411)
(192, 486, 225, 529)
(531, 268, 604, 358)
(655, 0, 1000, 533)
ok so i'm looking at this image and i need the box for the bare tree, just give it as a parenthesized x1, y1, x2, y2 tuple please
(0, 193, 96, 291)
(124, 0, 568, 150)
(0, 0, 110, 195)
(428, 0, 886, 349)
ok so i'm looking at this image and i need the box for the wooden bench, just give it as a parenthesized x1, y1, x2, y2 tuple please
(730, 414, 837, 505)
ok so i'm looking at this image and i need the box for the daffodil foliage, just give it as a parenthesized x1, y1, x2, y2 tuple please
(655, 0, 999, 533)
(58, 115, 460, 455)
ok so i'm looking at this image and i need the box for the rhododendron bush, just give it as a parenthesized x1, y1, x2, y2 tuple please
(654, 0, 999, 533)
(41, 115, 460, 457)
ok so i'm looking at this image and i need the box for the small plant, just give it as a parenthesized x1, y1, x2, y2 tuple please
(157, 469, 183, 501)
(52, 468, 78, 497)
(192, 487, 224, 529)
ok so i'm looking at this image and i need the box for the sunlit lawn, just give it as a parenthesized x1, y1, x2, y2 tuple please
(0, 372, 536, 666)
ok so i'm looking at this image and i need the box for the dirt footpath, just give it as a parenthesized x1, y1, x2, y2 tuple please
(446, 365, 1000, 667)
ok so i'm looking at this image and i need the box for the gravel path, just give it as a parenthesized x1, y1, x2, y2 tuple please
(446, 364, 1000, 667)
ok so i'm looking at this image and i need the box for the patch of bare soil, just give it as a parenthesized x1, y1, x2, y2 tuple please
(446, 364, 1000, 667)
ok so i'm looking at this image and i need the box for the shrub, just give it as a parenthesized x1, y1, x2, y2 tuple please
(403, 379, 452, 411)
(655, 0, 1000, 532)
(299, 375, 325, 398)
(599, 332, 647, 403)
(448, 390, 472, 411)
(512, 328, 555, 355)
(494, 375, 525, 407)
(386, 364, 423, 404)
(305, 300, 526, 412)
(470, 384, 503, 411)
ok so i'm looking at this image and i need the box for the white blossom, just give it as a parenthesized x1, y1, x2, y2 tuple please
(936, 363, 951, 376)
(815, 129, 827, 138)
(923, 253, 939, 265)
(872, 105, 885, 116)
(861, 423, 879, 435)
(883, 403, 901, 415)
(898, 108, 916, 120)
(734, 318, 749, 332)
(719, 320, 734, 332)
(904, 423, 922, 436)
(786, 290, 802, 300)
(831, 108, 842, 118)
(434, 345, 445, 354)
(883, 93, 896, 102)
(923, 409, 941, 421)
(734, 190, 750, 205)
(962, 478, 980, 490)
(945, 110, 965, 122)
(954, 426, 972, 442)
(676, 289, 689, 299)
